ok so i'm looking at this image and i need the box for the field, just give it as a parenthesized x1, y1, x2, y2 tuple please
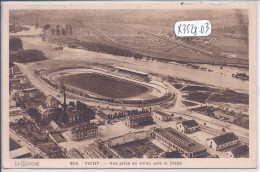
(56, 73, 150, 99)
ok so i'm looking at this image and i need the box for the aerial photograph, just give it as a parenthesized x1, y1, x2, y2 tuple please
(9, 9, 249, 159)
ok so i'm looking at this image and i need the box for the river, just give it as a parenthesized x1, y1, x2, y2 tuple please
(13, 25, 249, 94)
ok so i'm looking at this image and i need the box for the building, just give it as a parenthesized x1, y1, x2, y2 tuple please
(106, 130, 152, 148)
(23, 87, 37, 98)
(153, 110, 171, 121)
(83, 139, 117, 159)
(10, 107, 24, 123)
(213, 111, 235, 123)
(9, 99, 17, 108)
(20, 77, 30, 85)
(14, 91, 25, 102)
(46, 95, 59, 108)
(37, 105, 52, 121)
(67, 122, 98, 140)
(143, 149, 161, 158)
(151, 127, 207, 158)
(176, 120, 199, 133)
(162, 150, 182, 158)
(115, 66, 149, 79)
(67, 148, 84, 158)
(225, 145, 249, 158)
(10, 147, 32, 159)
(50, 120, 60, 130)
(95, 111, 109, 124)
(123, 113, 153, 128)
(67, 109, 84, 123)
(206, 132, 238, 151)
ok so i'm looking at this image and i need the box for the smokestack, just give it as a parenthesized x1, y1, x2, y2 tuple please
(64, 89, 66, 112)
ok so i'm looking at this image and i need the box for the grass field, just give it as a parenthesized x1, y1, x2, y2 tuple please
(56, 73, 149, 99)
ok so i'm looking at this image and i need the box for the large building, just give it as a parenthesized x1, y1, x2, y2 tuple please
(153, 110, 171, 121)
(176, 120, 199, 133)
(67, 122, 98, 140)
(206, 132, 238, 151)
(83, 139, 117, 159)
(115, 67, 149, 80)
(37, 105, 53, 121)
(151, 127, 207, 158)
(67, 148, 84, 158)
(45, 95, 59, 108)
(106, 130, 152, 148)
(123, 113, 153, 128)
(225, 145, 249, 158)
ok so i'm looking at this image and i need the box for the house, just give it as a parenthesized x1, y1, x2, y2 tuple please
(151, 127, 207, 158)
(143, 149, 160, 158)
(50, 120, 60, 130)
(9, 99, 17, 108)
(67, 122, 98, 141)
(95, 111, 109, 124)
(83, 139, 117, 159)
(225, 145, 249, 158)
(15, 91, 25, 99)
(162, 150, 182, 158)
(10, 147, 32, 159)
(106, 130, 151, 148)
(153, 110, 171, 121)
(20, 77, 30, 85)
(67, 109, 84, 123)
(123, 113, 153, 128)
(213, 111, 235, 123)
(206, 132, 238, 151)
(37, 105, 52, 121)
(46, 95, 59, 108)
(67, 148, 84, 158)
(23, 87, 37, 98)
(176, 120, 199, 133)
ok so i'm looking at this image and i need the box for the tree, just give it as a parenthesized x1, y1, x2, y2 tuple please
(56, 28, 60, 36)
(43, 24, 51, 30)
(9, 37, 23, 51)
(69, 25, 72, 35)
(62, 28, 66, 36)
(51, 29, 55, 35)
(69, 101, 75, 107)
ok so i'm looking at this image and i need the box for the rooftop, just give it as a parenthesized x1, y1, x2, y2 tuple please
(230, 145, 249, 155)
(23, 87, 37, 92)
(154, 110, 170, 117)
(151, 127, 206, 153)
(10, 147, 31, 159)
(180, 120, 199, 128)
(164, 150, 182, 158)
(84, 143, 115, 159)
(67, 148, 83, 158)
(211, 132, 238, 145)
(116, 67, 148, 75)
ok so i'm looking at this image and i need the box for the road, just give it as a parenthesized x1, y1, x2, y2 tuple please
(10, 129, 48, 158)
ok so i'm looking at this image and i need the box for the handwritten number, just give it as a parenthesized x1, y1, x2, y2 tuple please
(183, 24, 186, 34)
(178, 24, 182, 34)
(205, 23, 209, 34)
(201, 26, 204, 34)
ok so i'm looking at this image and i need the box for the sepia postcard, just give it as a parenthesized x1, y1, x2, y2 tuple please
(1, 1, 258, 168)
